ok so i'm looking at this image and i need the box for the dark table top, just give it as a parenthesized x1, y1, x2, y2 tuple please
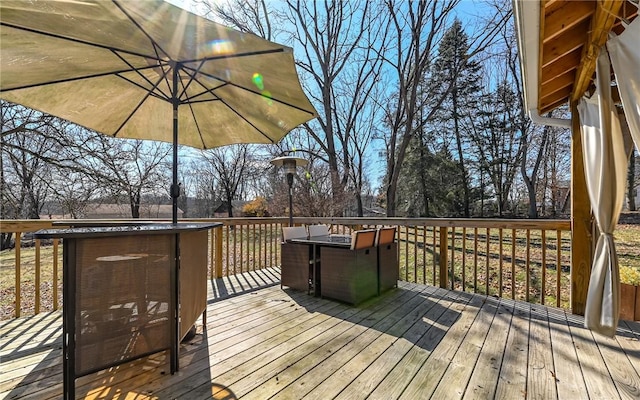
(33, 222, 222, 239)
(289, 235, 352, 248)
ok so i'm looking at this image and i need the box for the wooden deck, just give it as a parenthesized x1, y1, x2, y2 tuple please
(1, 267, 639, 399)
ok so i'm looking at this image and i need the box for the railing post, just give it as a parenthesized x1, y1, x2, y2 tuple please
(214, 226, 223, 278)
(439, 226, 448, 289)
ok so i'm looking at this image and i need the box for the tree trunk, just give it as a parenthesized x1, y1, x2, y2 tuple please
(226, 188, 234, 218)
(355, 192, 363, 217)
(521, 126, 549, 218)
(452, 89, 470, 217)
(130, 191, 141, 218)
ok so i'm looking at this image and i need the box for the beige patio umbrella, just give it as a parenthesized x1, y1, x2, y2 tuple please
(0, 0, 317, 222)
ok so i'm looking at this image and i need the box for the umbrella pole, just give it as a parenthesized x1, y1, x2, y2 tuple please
(171, 75, 179, 224)
(170, 63, 180, 375)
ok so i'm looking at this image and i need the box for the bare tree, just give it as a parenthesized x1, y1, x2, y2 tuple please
(210, 0, 387, 216)
(46, 171, 98, 218)
(1, 103, 62, 219)
(67, 131, 171, 218)
(201, 0, 275, 40)
(199, 144, 254, 217)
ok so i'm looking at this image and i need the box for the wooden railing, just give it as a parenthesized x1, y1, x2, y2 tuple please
(0, 217, 572, 319)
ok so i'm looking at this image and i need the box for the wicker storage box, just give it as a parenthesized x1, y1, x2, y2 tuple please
(378, 242, 399, 294)
(281, 242, 312, 292)
(320, 246, 378, 305)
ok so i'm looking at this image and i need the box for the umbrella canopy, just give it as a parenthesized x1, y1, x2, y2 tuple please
(1, 0, 317, 221)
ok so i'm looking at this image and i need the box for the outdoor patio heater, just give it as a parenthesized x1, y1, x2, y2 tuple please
(270, 155, 308, 227)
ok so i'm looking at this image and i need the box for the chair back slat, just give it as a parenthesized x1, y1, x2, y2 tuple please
(308, 225, 330, 237)
(350, 229, 377, 250)
(282, 226, 307, 241)
(375, 227, 396, 246)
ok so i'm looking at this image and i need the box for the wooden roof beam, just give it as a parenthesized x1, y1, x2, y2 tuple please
(570, 0, 625, 102)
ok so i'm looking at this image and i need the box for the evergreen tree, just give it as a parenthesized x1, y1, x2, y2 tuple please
(427, 19, 483, 217)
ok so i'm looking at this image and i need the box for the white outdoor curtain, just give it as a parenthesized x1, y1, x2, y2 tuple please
(608, 17, 640, 152)
(577, 48, 628, 337)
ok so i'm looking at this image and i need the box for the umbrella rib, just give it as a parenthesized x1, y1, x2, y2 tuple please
(113, 74, 169, 137)
(2, 64, 165, 92)
(112, 0, 173, 62)
(181, 65, 316, 116)
(176, 60, 206, 101)
(117, 74, 170, 102)
(0, 21, 168, 65)
(112, 50, 173, 101)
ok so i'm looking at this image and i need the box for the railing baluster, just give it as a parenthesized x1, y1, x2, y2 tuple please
(209, 229, 214, 279)
(511, 228, 516, 300)
(450, 227, 455, 291)
(526, 229, 531, 303)
(462, 227, 466, 292)
(439, 227, 448, 289)
(263, 223, 267, 268)
(422, 225, 427, 285)
(215, 226, 223, 278)
(498, 228, 503, 298)
(15, 232, 21, 318)
(225, 225, 230, 276)
(557, 229, 562, 307)
(432, 226, 437, 286)
(35, 238, 41, 314)
(474, 227, 478, 293)
(485, 228, 490, 296)
(404, 225, 409, 282)
(542, 230, 547, 305)
(238, 224, 242, 272)
(53, 238, 59, 310)
(414, 225, 418, 283)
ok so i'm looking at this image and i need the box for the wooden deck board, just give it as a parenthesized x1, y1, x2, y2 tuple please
(1, 267, 639, 400)
(453, 299, 514, 399)
(494, 300, 530, 399)
(526, 305, 557, 400)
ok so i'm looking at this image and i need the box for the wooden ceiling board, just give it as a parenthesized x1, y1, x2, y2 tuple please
(541, 70, 575, 99)
(543, 1, 594, 42)
(540, 95, 571, 115)
(541, 86, 573, 113)
(540, 48, 581, 85)
(541, 18, 591, 67)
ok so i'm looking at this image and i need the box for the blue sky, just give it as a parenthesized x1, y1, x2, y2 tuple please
(164, 0, 498, 192)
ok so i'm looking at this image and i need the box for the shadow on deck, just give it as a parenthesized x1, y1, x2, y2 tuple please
(1, 267, 639, 399)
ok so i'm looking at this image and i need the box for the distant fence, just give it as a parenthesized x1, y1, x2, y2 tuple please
(0, 217, 571, 319)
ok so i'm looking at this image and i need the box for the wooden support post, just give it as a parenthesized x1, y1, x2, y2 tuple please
(439, 226, 448, 288)
(570, 101, 593, 315)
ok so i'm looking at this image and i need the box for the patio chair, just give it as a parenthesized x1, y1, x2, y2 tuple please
(321, 229, 378, 304)
(308, 224, 330, 237)
(350, 229, 377, 250)
(282, 226, 307, 242)
(281, 226, 312, 292)
(375, 227, 398, 294)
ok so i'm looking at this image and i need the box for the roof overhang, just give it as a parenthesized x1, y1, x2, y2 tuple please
(514, 0, 637, 124)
